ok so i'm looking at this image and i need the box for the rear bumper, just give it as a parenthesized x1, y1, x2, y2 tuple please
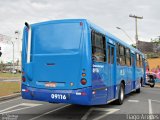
(21, 84, 92, 105)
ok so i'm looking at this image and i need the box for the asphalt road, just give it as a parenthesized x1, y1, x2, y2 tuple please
(0, 87, 160, 120)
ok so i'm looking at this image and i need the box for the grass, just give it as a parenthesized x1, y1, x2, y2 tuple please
(0, 82, 21, 97)
(0, 73, 21, 79)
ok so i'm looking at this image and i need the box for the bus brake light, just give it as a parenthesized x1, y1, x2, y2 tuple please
(81, 78, 87, 85)
(22, 77, 26, 82)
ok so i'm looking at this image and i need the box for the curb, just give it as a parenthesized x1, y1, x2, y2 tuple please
(154, 85, 160, 88)
(0, 93, 21, 101)
(155, 83, 160, 88)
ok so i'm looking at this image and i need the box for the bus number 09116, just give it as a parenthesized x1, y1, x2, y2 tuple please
(51, 94, 67, 100)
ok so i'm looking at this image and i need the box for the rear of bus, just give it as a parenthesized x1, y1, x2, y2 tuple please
(21, 19, 93, 105)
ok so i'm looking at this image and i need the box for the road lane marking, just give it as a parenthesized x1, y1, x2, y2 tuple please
(20, 103, 42, 107)
(29, 104, 70, 120)
(0, 103, 42, 114)
(148, 99, 153, 118)
(94, 109, 119, 120)
(149, 99, 160, 120)
(81, 108, 120, 120)
(128, 100, 139, 103)
(151, 99, 160, 103)
(0, 97, 21, 105)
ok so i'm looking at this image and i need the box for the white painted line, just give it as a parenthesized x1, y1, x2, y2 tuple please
(0, 103, 42, 114)
(20, 103, 42, 107)
(94, 109, 119, 120)
(128, 100, 139, 103)
(148, 99, 153, 120)
(81, 108, 92, 120)
(151, 99, 160, 103)
(29, 104, 70, 120)
(0, 106, 36, 114)
(81, 108, 119, 120)
(0, 97, 21, 105)
(0, 104, 21, 113)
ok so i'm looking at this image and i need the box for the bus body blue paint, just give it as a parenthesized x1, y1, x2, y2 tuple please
(22, 19, 145, 105)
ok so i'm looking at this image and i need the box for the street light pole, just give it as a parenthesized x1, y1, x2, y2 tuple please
(11, 41, 15, 71)
(15, 30, 20, 69)
(116, 27, 135, 43)
(129, 14, 143, 49)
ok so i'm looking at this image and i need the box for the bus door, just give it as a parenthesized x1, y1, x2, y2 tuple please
(143, 58, 146, 85)
(131, 53, 136, 89)
(107, 43, 115, 100)
(91, 30, 107, 103)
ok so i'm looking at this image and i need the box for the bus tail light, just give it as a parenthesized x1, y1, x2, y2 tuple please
(22, 77, 26, 82)
(81, 92, 87, 96)
(92, 91, 96, 95)
(22, 71, 24, 74)
(22, 89, 29, 92)
(76, 92, 87, 96)
(82, 73, 86, 77)
(81, 78, 87, 85)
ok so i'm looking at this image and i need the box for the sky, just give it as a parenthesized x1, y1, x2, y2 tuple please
(0, 0, 160, 62)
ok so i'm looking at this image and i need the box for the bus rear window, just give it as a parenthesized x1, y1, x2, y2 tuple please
(32, 22, 82, 54)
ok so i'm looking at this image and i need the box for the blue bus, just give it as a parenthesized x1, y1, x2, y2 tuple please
(22, 19, 146, 105)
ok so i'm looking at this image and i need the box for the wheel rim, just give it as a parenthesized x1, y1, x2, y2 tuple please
(120, 87, 124, 101)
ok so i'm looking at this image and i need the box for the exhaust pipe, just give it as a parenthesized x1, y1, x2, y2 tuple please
(25, 22, 31, 63)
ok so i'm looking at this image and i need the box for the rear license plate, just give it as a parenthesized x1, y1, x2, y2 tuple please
(45, 82, 56, 87)
(51, 94, 69, 100)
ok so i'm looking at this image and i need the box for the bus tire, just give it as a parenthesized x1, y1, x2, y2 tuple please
(136, 88, 140, 93)
(116, 83, 125, 105)
(140, 78, 143, 87)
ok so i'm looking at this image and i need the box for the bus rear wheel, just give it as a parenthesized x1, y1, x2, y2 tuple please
(136, 80, 141, 93)
(136, 88, 140, 93)
(116, 83, 125, 105)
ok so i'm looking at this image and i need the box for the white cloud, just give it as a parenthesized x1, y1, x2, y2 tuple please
(0, 0, 160, 62)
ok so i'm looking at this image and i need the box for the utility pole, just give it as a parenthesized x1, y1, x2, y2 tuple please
(15, 30, 21, 70)
(129, 14, 143, 49)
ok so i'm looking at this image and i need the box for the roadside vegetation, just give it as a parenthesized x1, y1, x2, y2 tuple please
(0, 82, 21, 97)
(0, 72, 21, 79)
(0, 72, 21, 97)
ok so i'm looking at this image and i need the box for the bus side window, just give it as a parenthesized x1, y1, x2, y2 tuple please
(139, 55, 143, 68)
(136, 53, 140, 67)
(111, 47, 114, 64)
(116, 44, 120, 65)
(119, 45, 125, 65)
(91, 30, 106, 62)
(126, 48, 131, 66)
(131, 54, 134, 66)
(108, 46, 110, 63)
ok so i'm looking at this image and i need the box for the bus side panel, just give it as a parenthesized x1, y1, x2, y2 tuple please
(116, 66, 130, 94)
(127, 66, 133, 93)
(91, 63, 108, 105)
(135, 67, 143, 88)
